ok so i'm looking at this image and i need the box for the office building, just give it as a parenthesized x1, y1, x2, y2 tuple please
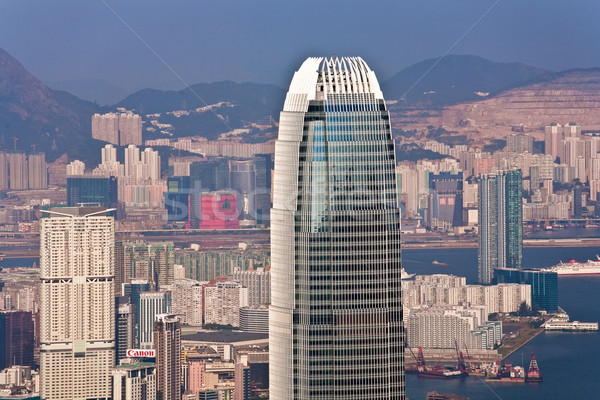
(239, 305, 269, 334)
(199, 193, 239, 230)
(494, 268, 558, 311)
(0, 311, 34, 369)
(138, 292, 172, 349)
(234, 363, 250, 400)
(116, 298, 135, 362)
(428, 172, 463, 229)
(270, 57, 405, 399)
(154, 314, 181, 400)
(478, 169, 523, 283)
(112, 361, 157, 400)
(67, 175, 118, 210)
(39, 207, 115, 400)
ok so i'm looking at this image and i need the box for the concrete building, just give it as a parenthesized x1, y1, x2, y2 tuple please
(39, 207, 115, 400)
(204, 282, 248, 327)
(27, 153, 47, 189)
(116, 298, 135, 363)
(231, 267, 270, 306)
(93, 112, 142, 146)
(6, 152, 28, 190)
(171, 279, 204, 326)
(154, 314, 181, 400)
(506, 134, 533, 154)
(112, 361, 157, 400)
(138, 292, 172, 349)
(239, 305, 269, 334)
(407, 305, 494, 350)
(66, 160, 85, 176)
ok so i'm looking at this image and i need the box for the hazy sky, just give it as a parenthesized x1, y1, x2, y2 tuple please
(1, 0, 599, 92)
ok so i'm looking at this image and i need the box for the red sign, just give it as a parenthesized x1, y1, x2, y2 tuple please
(126, 349, 156, 358)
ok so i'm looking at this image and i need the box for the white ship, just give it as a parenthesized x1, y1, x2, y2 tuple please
(540, 256, 600, 275)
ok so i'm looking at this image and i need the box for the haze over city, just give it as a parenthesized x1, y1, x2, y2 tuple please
(2, 0, 600, 99)
(1, 1, 600, 399)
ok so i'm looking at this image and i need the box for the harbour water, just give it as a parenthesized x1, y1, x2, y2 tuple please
(403, 246, 600, 400)
(1, 248, 599, 399)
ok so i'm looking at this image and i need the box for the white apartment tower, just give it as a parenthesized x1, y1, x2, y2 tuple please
(39, 207, 115, 400)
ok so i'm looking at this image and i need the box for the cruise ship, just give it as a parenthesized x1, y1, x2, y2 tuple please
(540, 257, 600, 275)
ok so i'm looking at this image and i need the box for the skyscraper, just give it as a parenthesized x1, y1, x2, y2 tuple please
(138, 291, 172, 349)
(154, 314, 181, 400)
(478, 169, 523, 283)
(0, 310, 34, 369)
(39, 206, 115, 400)
(270, 57, 405, 399)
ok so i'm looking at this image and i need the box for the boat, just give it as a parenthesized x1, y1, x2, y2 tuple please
(540, 256, 600, 276)
(526, 352, 542, 382)
(407, 344, 467, 379)
(483, 361, 526, 383)
(431, 260, 449, 267)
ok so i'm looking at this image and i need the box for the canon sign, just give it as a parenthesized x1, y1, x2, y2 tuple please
(126, 349, 156, 358)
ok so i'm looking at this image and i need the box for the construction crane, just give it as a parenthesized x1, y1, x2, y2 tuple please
(455, 340, 468, 373)
(11, 137, 18, 150)
(31, 144, 38, 152)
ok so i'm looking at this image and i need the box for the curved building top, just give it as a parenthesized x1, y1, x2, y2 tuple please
(283, 56, 384, 112)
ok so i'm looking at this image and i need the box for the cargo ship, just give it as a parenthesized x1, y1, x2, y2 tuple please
(526, 352, 542, 383)
(431, 260, 449, 267)
(540, 256, 600, 276)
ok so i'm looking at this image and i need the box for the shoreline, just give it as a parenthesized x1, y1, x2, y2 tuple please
(500, 328, 546, 361)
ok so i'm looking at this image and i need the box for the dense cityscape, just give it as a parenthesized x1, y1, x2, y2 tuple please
(2, 2, 600, 400)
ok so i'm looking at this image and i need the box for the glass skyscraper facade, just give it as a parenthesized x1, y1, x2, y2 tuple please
(270, 57, 405, 399)
(478, 169, 523, 283)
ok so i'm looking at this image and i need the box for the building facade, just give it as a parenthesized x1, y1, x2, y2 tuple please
(270, 57, 405, 399)
(39, 207, 115, 400)
(112, 362, 157, 400)
(478, 169, 523, 283)
(154, 314, 181, 400)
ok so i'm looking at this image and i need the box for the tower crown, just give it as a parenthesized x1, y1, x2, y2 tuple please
(285, 57, 383, 111)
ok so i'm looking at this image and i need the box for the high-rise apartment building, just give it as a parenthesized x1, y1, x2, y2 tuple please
(232, 267, 271, 306)
(0, 152, 8, 190)
(27, 152, 48, 189)
(478, 169, 523, 283)
(6, 152, 28, 189)
(154, 314, 181, 400)
(92, 112, 142, 146)
(270, 57, 405, 399)
(204, 281, 248, 327)
(39, 206, 115, 400)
